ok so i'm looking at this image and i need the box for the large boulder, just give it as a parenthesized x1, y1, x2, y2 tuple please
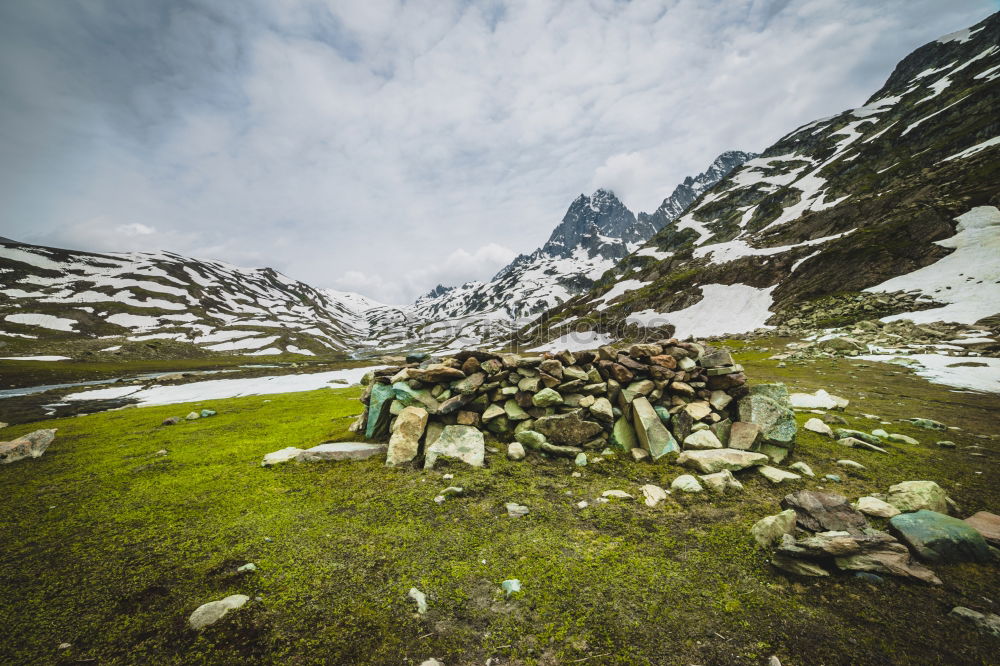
(386, 406, 429, 466)
(889, 510, 992, 563)
(532, 411, 603, 447)
(780, 490, 867, 533)
(886, 480, 950, 514)
(737, 384, 796, 448)
(424, 425, 485, 469)
(632, 397, 679, 460)
(676, 448, 768, 474)
(365, 383, 395, 439)
(0, 429, 56, 464)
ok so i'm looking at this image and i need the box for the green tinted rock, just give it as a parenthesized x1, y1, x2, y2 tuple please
(632, 397, 679, 460)
(890, 510, 991, 563)
(610, 416, 638, 452)
(365, 383, 395, 439)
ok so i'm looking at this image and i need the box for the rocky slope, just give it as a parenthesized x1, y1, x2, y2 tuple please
(521, 13, 1000, 348)
(0, 241, 384, 356)
(363, 152, 753, 352)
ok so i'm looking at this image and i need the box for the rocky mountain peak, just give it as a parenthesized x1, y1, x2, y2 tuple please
(542, 189, 638, 257)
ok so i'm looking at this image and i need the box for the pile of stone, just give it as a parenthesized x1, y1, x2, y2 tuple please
(752, 482, 998, 585)
(351, 340, 799, 472)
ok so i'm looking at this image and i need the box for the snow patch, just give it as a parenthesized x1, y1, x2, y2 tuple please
(625, 283, 776, 339)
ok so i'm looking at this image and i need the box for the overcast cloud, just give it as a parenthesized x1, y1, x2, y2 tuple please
(0, 0, 995, 304)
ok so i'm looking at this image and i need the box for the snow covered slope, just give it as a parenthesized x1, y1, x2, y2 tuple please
(0, 242, 385, 355)
(523, 12, 1000, 345)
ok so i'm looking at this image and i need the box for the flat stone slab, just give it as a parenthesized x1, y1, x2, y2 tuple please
(758, 465, 801, 485)
(297, 442, 388, 462)
(677, 448, 768, 474)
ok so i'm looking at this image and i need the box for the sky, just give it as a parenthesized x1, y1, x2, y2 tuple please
(0, 0, 996, 305)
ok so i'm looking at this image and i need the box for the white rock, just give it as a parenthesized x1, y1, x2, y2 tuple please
(854, 496, 900, 518)
(788, 461, 815, 477)
(506, 502, 530, 517)
(408, 587, 428, 614)
(188, 594, 250, 630)
(758, 465, 802, 484)
(683, 429, 723, 450)
(601, 490, 634, 500)
(640, 484, 668, 507)
(507, 442, 526, 460)
(837, 459, 866, 470)
(671, 474, 703, 493)
(788, 389, 847, 410)
(576, 500, 589, 509)
(260, 446, 305, 467)
(699, 469, 744, 494)
(804, 418, 833, 438)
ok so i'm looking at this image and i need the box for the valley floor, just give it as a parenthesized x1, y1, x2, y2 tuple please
(0, 339, 998, 665)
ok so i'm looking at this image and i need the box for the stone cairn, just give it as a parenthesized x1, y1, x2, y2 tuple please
(351, 339, 797, 472)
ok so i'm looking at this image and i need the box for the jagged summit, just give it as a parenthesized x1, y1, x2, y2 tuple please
(542, 189, 639, 257)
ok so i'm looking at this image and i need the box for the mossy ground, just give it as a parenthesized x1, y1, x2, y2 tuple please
(0, 339, 998, 665)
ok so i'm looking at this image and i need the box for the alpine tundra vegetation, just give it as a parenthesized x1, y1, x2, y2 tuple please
(1, 4, 1000, 666)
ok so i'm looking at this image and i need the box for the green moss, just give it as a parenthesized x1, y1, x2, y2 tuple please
(0, 344, 998, 664)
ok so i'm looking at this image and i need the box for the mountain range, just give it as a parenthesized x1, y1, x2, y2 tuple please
(1, 13, 998, 357)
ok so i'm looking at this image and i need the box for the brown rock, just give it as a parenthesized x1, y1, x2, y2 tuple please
(599, 360, 634, 383)
(460, 357, 481, 376)
(781, 490, 868, 534)
(532, 411, 604, 447)
(649, 354, 678, 369)
(456, 411, 481, 427)
(707, 372, 747, 391)
(729, 422, 762, 450)
(964, 511, 1000, 546)
(410, 364, 466, 383)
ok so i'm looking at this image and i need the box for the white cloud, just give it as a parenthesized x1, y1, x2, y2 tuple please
(332, 242, 516, 304)
(0, 0, 994, 303)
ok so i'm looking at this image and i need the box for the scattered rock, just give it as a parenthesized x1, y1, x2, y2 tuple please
(501, 579, 521, 597)
(602, 489, 634, 500)
(700, 469, 743, 494)
(185, 411, 200, 420)
(949, 606, 1000, 637)
(574, 452, 588, 467)
(789, 389, 847, 410)
(937, 440, 956, 449)
(640, 484, 668, 507)
(804, 418, 833, 438)
(0, 428, 56, 464)
(836, 459, 866, 471)
(505, 502, 530, 518)
(188, 594, 250, 630)
(237, 563, 257, 573)
(533, 411, 603, 447)
(200, 409, 216, 418)
(162, 417, 181, 426)
(758, 466, 802, 485)
(408, 587, 428, 614)
(630, 447, 650, 462)
(788, 461, 814, 477)
(887, 433, 918, 445)
(261, 446, 304, 467)
(671, 474, 703, 493)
